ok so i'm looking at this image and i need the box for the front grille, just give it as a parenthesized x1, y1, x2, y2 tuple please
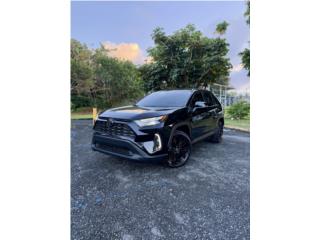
(95, 143, 131, 156)
(94, 120, 135, 139)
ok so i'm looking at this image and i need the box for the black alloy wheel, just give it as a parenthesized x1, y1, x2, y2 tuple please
(168, 130, 191, 168)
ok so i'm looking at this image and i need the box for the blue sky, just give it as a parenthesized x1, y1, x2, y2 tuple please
(71, 1, 250, 90)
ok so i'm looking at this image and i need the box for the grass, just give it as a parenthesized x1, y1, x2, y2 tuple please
(224, 118, 250, 131)
(71, 107, 93, 119)
(71, 113, 93, 120)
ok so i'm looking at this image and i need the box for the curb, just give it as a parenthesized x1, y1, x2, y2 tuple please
(225, 126, 250, 133)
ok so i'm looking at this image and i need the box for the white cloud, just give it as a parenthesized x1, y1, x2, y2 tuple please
(231, 63, 244, 73)
(144, 56, 154, 64)
(102, 41, 147, 65)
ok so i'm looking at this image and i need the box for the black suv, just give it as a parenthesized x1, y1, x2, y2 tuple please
(92, 90, 224, 167)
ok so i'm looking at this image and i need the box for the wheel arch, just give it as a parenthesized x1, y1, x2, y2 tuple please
(167, 122, 191, 148)
(219, 117, 224, 126)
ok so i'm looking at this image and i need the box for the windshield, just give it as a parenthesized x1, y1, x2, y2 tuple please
(136, 90, 192, 107)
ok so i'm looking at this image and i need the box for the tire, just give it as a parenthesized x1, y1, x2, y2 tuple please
(209, 120, 224, 143)
(167, 130, 192, 168)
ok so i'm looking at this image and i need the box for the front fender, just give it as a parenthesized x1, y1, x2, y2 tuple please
(167, 121, 191, 148)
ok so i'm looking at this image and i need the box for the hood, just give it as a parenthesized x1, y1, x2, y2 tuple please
(99, 105, 182, 121)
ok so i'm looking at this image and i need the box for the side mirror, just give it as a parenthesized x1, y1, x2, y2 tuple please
(194, 101, 206, 108)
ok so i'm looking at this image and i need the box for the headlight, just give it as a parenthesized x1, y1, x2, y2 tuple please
(134, 115, 167, 127)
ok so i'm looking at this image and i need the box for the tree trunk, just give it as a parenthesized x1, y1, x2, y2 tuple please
(183, 74, 188, 88)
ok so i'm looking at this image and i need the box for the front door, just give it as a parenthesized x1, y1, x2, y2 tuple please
(202, 91, 219, 132)
(189, 92, 208, 140)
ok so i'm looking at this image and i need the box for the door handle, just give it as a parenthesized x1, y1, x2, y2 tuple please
(211, 110, 218, 118)
(202, 112, 211, 118)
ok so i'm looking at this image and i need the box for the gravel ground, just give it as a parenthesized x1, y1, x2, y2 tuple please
(71, 120, 250, 240)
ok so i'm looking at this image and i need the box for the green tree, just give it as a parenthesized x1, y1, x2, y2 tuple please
(71, 39, 95, 109)
(215, 21, 229, 36)
(92, 47, 143, 108)
(140, 24, 232, 91)
(239, 1, 250, 76)
(239, 48, 250, 76)
(71, 40, 144, 110)
(244, 0, 250, 25)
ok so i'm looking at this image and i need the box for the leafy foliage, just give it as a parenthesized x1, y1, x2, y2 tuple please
(71, 23, 233, 109)
(140, 24, 232, 91)
(239, 1, 250, 76)
(215, 21, 229, 35)
(244, 1, 250, 25)
(92, 47, 143, 108)
(71, 39, 143, 110)
(71, 39, 93, 95)
(71, 95, 91, 109)
(226, 101, 250, 120)
(239, 48, 250, 76)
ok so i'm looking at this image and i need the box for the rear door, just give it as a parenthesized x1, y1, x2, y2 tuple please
(210, 92, 223, 131)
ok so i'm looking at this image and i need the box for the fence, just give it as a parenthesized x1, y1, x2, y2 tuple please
(208, 83, 250, 108)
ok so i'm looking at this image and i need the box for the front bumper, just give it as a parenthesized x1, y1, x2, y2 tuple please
(91, 133, 168, 162)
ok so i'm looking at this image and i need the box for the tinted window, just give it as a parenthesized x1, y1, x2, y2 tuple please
(136, 90, 192, 107)
(203, 91, 214, 106)
(189, 92, 204, 107)
(211, 94, 222, 110)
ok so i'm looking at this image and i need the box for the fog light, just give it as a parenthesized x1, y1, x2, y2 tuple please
(142, 133, 162, 154)
(153, 133, 162, 152)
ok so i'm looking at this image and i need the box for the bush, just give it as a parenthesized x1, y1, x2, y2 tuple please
(226, 101, 250, 120)
(95, 96, 111, 109)
(71, 102, 76, 112)
(71, 95, 91, 110)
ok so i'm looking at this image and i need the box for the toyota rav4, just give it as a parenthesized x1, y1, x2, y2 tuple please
(92, 89, 224, 167)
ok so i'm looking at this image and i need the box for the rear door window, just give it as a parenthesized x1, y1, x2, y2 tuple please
(202, 91, 214, 106)
(211, 93, 222, 110)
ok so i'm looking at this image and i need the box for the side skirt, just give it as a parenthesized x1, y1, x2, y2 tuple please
(191, 130, 216, 144)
